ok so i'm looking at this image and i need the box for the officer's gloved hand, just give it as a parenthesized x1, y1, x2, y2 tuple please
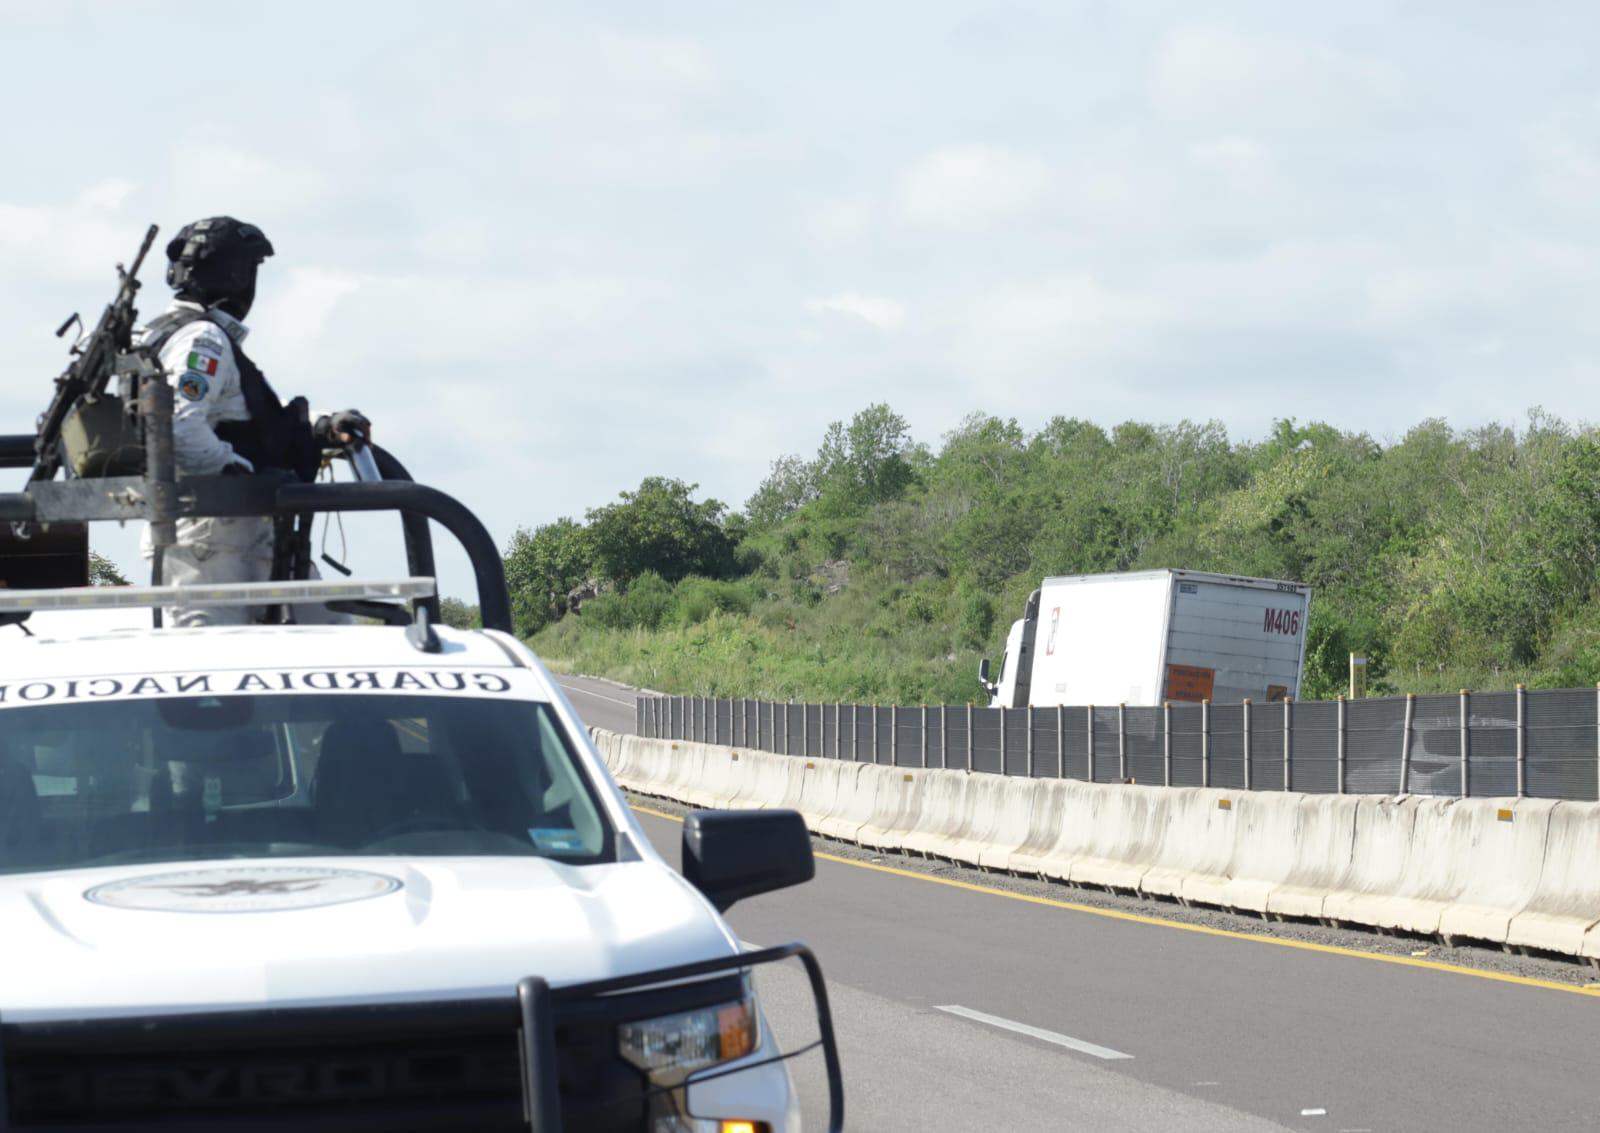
(314, 410, 372, 447)
(220, 458, 254, 476)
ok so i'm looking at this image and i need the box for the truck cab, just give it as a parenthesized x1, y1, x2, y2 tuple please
(979, 614, 1030, 709)
(978, 589, 1040, 709)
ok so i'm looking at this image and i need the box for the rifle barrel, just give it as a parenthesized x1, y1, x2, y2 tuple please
(127, 224, 158, 279)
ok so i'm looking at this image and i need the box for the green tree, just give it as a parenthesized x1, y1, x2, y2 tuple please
(813, 403, 919, 514)
(504, 517, 594, 636)
(745, 454, 817, 529)
(586, 477, 737, 587)
(438, 597, 481, 629)
(89, 552, 129, 587)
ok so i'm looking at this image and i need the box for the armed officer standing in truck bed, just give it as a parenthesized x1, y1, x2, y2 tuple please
(137, 217, 372, 625)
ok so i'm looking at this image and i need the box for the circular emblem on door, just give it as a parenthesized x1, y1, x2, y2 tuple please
(85, 865, 402, 913)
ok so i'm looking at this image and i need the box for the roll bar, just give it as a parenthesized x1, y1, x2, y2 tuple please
(0, 412, 505, 632)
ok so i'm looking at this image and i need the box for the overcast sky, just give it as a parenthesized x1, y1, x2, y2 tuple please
(4, 2, 1599, 595)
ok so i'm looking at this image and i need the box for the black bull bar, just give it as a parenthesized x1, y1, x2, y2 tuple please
(0, 942, 844, 1132)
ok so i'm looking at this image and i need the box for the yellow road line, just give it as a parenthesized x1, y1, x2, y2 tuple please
(627, 804, 1600, 1000)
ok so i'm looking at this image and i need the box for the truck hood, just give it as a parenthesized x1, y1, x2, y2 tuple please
(0, 856, 734, 1023)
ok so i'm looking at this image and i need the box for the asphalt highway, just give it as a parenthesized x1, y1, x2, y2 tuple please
(552, 672, 1600, 1132)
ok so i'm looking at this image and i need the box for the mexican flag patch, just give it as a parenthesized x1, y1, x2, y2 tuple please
(186, 351, 218, 376)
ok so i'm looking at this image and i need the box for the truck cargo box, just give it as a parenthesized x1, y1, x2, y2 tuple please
(986, 569, 1312, 708)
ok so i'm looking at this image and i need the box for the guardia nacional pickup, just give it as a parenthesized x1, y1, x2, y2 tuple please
(0, 583, 842, 1132)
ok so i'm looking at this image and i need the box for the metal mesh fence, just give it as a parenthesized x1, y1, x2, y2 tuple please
(632, 688, 1600, 800)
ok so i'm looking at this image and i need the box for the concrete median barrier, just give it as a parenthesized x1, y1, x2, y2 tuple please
(1068, 784, 1169, 892)
(856, 767, 926, 852)
(592, 729, 1600, 961)
(1262, 795, 1363, 920)
(1018, 780, 1106, 883)
(899, 770, 975, 858)
(1507, 801, 1600, 956)
(1319, 796, 1420, 929)
(1006, 780, 1074, 877)
(1141, 788, 1237, 905)
(941, 773, 1032, 870)
(1437, 798, 1556, 947)
(814, 762, 881, 843)
(796, 758, 850, 829)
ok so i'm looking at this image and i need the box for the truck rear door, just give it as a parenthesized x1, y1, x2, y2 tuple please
(1163, 578, 1310, 704)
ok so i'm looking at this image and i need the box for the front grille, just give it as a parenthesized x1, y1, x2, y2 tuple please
(2, 974, 742, 1132)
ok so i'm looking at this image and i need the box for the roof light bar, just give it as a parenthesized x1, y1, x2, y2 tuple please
(0, 577, 437, 614)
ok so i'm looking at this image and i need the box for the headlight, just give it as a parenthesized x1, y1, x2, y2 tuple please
(618, 994, 759, 1080)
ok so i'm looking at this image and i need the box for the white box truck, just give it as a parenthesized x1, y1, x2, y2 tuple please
(979, 569, 1312, 708)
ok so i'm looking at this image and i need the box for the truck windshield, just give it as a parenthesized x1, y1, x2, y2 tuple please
(0, 694, 613, 874)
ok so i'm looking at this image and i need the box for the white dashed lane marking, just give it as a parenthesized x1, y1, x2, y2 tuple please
(555, 681, 637, 708)
(935, 1005, 1134, 1061)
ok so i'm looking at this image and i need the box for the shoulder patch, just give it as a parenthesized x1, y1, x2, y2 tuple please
(178, 373, 211, 402)
(187, 328, 228, 354)
(185, 350, 220, 376)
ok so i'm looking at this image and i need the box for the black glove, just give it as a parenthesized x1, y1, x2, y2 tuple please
(314, 410, 371, 446)
(220, 460, 252, 476)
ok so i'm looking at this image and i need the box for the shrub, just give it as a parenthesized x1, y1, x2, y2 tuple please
(583, 571, 676, 631)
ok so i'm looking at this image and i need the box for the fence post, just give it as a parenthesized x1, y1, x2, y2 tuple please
(967, 703, 975, 772)
(834, 703, 842, 760)
(784, 700, 793, 756)
(1118, 704, 1127, 781)
(1087, 705, 1096, 782)
(1336, 696, 1346, 795)
(1057, 704, 1066, 779)
(941, 704, 949, 770)
(1459, 689, 1470, 799)
(1201, 700, 1210, 788)
(1401, 693, 1414, 793)
(852, 703, 860, 761)
(802, 702, 810, 758)
(1242, 699, 1253, 791)
(1513, 684, 1526, 798)
(1283, 696, 1292, 792)
(873, 705, 880, 765)
(714, 698, 721, 746)
(999, 706, 1007, 775)
(891, 705, 900, 767)
(1026, 708, 1034, 778)
(1163, 702, 1172, 786)
(921, 706, 929, 769)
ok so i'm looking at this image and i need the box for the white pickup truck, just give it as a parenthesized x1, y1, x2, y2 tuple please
(0, 581, 841, 1133)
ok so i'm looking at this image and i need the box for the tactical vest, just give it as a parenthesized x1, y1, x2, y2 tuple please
(138, 308, 320, 482)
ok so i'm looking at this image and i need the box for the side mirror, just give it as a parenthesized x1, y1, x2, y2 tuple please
(682, 809, 814, 913)
(978, 657, 991, 684)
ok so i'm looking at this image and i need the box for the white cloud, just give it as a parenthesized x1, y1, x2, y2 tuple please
(806, 292, 906, 331)
(897, 145, 1049, 229)
(1150, 25, 1408, 133)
